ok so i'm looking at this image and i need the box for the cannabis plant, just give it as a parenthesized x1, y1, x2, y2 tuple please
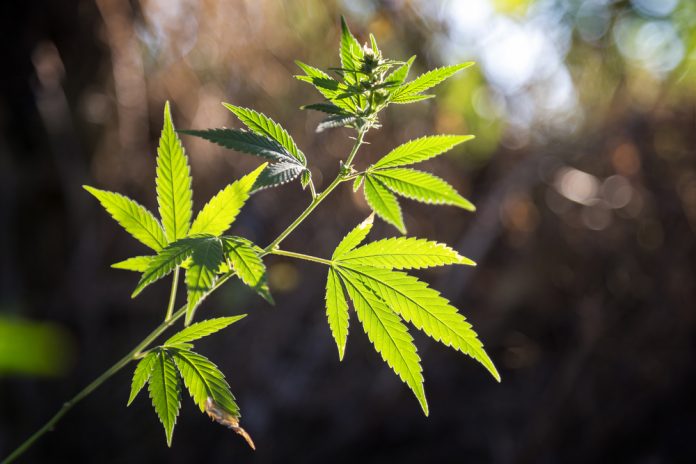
(2, 18, 498, 463)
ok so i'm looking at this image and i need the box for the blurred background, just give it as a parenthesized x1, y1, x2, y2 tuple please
(1, 0, 695, 462)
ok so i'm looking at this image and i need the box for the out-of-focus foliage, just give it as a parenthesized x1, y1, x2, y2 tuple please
(0, 316, 73, 377)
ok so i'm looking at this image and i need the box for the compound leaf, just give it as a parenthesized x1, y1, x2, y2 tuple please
(188, 164, 266, 236)
(164, 316, 247, 347)
(148, 350, 181, 447)
(325, 268, 349, 360)
(83, 186, 166, 251)
(128, 351, 157, 406)
(156, 102, 193, 243)
(337, 237, 475, 269)
(339, 16, 364, 85)
(363, 176, 405, 234)
(372, 135, 474, 169)
(371, 168, 476, 211)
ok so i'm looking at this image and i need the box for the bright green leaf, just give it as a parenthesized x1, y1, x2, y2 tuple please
(185, 237, 224, 325)
(83, 186, 166, 251)
(325, 268, 349, 360)
(164, 316, 247, 346)
(385, 56, 416, 87)
(372, 135, 474, 169)
(338, 237, 475, 269)
(363, 176, 405, 234)
(132, 236, 204, 297)
(148, 350, 181, 447)
(189, 164, 266, 237)
(128, 351, 157, 406)
(390, 93, 435, 104)
(156, 102, 193, 243)
(393, 62, 474, 99)
(339, 16, 365, 85)
(222, 236, 273, 304)
(371, 168, 476, 211)
(332, 214, 374, 259)
(112, 255, 154, 272)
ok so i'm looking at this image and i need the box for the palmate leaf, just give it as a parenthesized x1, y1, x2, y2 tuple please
(148, 350, 181, 447)
(185, 237, 224, 325)
(341, 265, 499, 382)
(128, 351, 157, 406)
(222, 236, 273, 304)
(189, 164, 266, 236)
(179, 129, 296, 164)
(371, 168, 476, 211)
(294, 61, 357, 114)
(171, 349, 239, 417)
(363, 176, 405, 234)
(157, 102, 193, 243)
(392, 62, 474, 100)
(83, 186, 166, 251)
(339, 16, 364, 85)
(223, 104, 306, 165)
(252, 161, 306, 191)
(337, 236, 475, 269)
(112, 255, 154, 272)
(373, 135, 474, 169)
(164, 316, 247, 346)
(338, 270, 428, 415)
(132, 236, 206, 297)
(325, 268, 349, 360)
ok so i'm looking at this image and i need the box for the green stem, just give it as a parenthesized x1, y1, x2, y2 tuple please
(271, 249, 333, 266)
(164, 268, 179, 321)
(3, 128, 369, 464)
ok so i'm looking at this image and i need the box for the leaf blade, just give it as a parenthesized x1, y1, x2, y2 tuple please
(164, 316, 247, 346)
(179, 129, 296, 164)
(148, 350, 181, 447)
(112, 255, 154, 272)
(222, 236, 273, 304)
(185, 237, 224, 325)
(128, 352, 157, 406)
(326, 268, 349, 360)
(363, 176, 405, 234)
(332, 214, 374, 259)
(393, 62, 474, 98)
(372, 135, 474, 169)
(338, 237, 475, 269)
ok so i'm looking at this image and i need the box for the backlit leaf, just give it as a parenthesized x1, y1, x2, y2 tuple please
(148, 350, 181, 447)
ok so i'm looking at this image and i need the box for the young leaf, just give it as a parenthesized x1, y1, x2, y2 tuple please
(385, 56, 416, 87)
(171, 349, 239, 417)
(371, 168, 476, 211)
(83, 186, 166, 251)
(295, 61, 357, 113)
(392, 62, 474, 99)
(156, 102, 193, 243)
(390, 93, 435, 104)
(332, 214, 374, 259)
(352, 174, 364, 192)
(341, 265, 499, 381)
(363, 176, 406, 234)
(112, 255, 154, 272)
(252, 161, 306, 191)
(164, 316, 247, 346)
(185, 237, 225, 325)
(179, 129, 296, 164)
(338, 270, 428, 415)
(223, 104, 306, 165)
(339, 16, 364, 85)
(128, 352, 157, 406)
(325, 268, 349, 360)
(301, 103, 347, 115)
(188, 164, 266, 236)
(132, 236, 204, 297)
(372, 135, 474, 169)
(222, 236, 273, 304)
(337, 237, 475, 269)
(316, 115, 358, 133)
(148, 350, 182, 447)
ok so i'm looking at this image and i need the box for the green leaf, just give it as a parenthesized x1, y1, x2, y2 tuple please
(371, 168, 476, 211)
(352, 174, 364, 192)
(385, 56, 415, 87)
(338, 270, 428, 415)
(148, 350, 182, 447)
(83, 186, 166, 251)
(132, 236, 204, 297)
(372, 135, 474, 169)
(301, 103, 347, 115)
(185, 237, 224, 325)
(189, 164, 266, 236)
(325, 268, 349, 360)
(332, 214, 374, 259)
(171, 349, 239, 417)
(179, 129, 297, 164)
(156, 102, 193, 243)
(363, 176, 405, 234)
(339, 16, 364, 85)
(337, 237, 475, 269)
(294, 61, 357, 113)
(128, 352, 157, 406)
(112, 255, 154, 272)
(390, 93, 435, 104)
(252, 161, 306, 191)
(393, 62, 474, 99)
(164, 316, 247, 346)
(316, 115, 358, 133)
(341, 265, 499, 381)
(223, 104, 306, 165)
(222, 236, 273, 304)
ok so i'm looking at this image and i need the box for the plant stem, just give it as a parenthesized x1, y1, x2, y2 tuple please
(164, 268, 179, 321)
(3, 128, 369, 464)
(271, 249, 333, 266)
